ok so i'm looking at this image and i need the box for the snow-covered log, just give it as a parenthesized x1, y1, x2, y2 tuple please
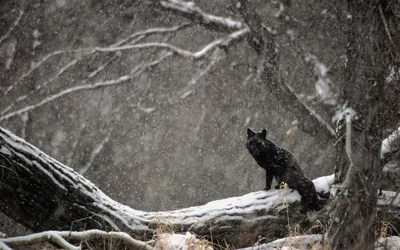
(0, 126, 399, 248)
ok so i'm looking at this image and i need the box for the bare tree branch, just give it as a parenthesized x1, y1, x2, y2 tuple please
(110, 23, 190, 47)
(94, 28, 249, 59)
(0, 242, 13, 250)
(3, 24, 190, 96)
(0, 8, 24, 46)
(4, 49, 88, 95)
(0, 52, 172, 121)
(78, 134, 110, 175)
(0, 230, 154, 250)
(1, 58, 80, 116)
(160, 0, 244, 31)
(282, 81, 336, 137)
(180, 48, 223, 99)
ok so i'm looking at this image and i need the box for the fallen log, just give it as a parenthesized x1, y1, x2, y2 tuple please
(0, 126, 399, 248)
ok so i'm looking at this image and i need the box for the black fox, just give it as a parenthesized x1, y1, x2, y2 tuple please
(246, 128, 319, 211)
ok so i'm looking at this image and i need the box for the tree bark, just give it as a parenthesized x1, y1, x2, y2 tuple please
(326, 1, 398, 249)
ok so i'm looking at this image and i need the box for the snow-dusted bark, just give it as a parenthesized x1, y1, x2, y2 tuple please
(0, 126, 323, 247)
(325, 1, 400, 249)
(1, 126, 400, 248)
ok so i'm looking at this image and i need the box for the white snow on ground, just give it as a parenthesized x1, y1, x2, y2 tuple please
(238, 234, 322, 250)
(376, 236, 400, 250)
(313, 174, 334, 195)
(235, 235, 400, 250)
(377, 190, 400, 207)
(155, 232, 213, 250)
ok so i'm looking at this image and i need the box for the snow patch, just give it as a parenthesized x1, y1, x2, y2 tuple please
(0, 145, 12, 156)
(381, 127, 400, 159)
(376, 236, 400, 250)
(313, 174, 334, 197)
(155, 232, 213, 250)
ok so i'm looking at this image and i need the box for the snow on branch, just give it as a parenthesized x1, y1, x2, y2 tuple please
(180, 48, 223, 99)
(1, 58, 80, 116)
(3, 24, 188, 96)
(344, 107, 357, 184)
(0, 229, 154, 250)
(94, 28, 249, 59)
(0, 242, 12, 250)
(160, 0, 244, 31)
(0, 52, 172, 121)
(381, 126, 400, 159)
(282, 81, 336, 138)
(110, 23, 190, 47)
(78, 134, 110, 175)
(0, 8, 24, 46)
(4, 49, 87, 95)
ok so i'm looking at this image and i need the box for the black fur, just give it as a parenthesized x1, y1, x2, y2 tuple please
(246, 128, 320, 212)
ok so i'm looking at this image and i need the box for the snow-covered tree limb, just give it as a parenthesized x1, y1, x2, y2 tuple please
(159, 0, 244, 31)
(0, 126, 399, 248)
(94, 27, 249, 59)
(0, 229, 154, 250)
(3, 24, 188, 97)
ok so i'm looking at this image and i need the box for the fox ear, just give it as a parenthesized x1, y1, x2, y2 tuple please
(261, 129, 267, 138)
(247, 128, 255, 138)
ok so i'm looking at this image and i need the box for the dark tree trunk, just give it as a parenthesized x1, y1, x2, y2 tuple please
(327, 1, 399, 249)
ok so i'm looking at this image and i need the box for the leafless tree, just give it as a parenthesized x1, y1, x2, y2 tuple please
(1, 0, 400, 249)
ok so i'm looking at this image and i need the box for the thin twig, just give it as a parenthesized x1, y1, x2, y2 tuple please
(180, 48, 222, 99)
(0, 52, 172, 121)
(66, 123, 87, 166)
(160, 0, 243, 30)
(110, 23, 190, 47)
(343, 108, 356, 184)
(378, 3, 397, 49)
(4, 49, 89, 95)
(95, 28, 248, 59)
(282, 81, 337, 137)
(0, 8, 24, 46)
(79, 134, 110, 175)
(4, 24, 186, 96)
(1, 58, 80, 116)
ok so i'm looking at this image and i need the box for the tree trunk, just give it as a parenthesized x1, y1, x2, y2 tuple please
(326, 1, 397, 249)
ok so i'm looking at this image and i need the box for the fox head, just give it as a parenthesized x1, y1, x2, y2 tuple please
(246, 128, 276, 158)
